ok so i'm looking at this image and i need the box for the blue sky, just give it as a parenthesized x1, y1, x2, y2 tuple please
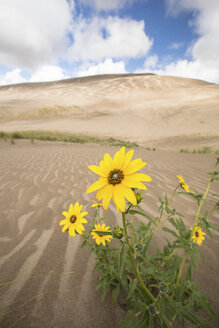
(0, 0, 219, 85)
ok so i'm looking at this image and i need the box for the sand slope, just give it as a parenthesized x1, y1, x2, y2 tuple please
(0, 140, 218, 327)
(0, 74, 219, 150)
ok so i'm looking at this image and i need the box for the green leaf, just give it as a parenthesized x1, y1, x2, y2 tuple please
(112, 285, 120, 304)
(185, 264, 192, 281)
(117, 311, 138, 328)
(100, 217, 111, 221)
(92, 230, 112, 236)
(94, 208, 98, 219)
(169, 217, 178, 229)
(92, 263, 104, 274)
(162, 227, 179, 238)
(129, 209, 155, 225)
(143, 235, 154, 252)
(182, 309, 211, 328)
(101, 281, 110, 301)
(159, 297, 165, 324)
(208, 222, 219, 232)
(119, 243, 127, 276)
(164, 193, 168, 205)
(126, 278, 137, 300)
(148, 316, 153, 328)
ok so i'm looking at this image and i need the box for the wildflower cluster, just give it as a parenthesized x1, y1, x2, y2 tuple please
(59, 147, 219, 328)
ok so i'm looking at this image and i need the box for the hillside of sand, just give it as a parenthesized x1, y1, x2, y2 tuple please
(0, 74, 219, 150)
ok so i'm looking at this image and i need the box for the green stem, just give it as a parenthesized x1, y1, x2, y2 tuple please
(122, 212, 173, 328)
(192, 163, 217, 230)
(145, 185, 179, 239)
(161, 248, 178, 268)
(176, 251, 187, 287)
(82, 234, 92, 247)
(131, 214, 137, 259)
(122, 212, 155, 301)
(206, 204, 217, 221)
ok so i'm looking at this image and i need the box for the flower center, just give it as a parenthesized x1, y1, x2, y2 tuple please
(70, 215, 77, 223)
(108, 169, 124, 185)
(195, 231, 199, 237)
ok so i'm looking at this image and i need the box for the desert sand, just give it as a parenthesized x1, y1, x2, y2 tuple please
(0, 74, 219, 150)
(0, 74, 219, 327)
(0, 140, 218, 328)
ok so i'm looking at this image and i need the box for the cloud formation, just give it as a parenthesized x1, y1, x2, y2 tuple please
(67, 16, 152, 62)
(80, 0, 134, 11)
(0, 0, 72, 68)
(161, 0, 219, 82)
(76, 58, 127, 77)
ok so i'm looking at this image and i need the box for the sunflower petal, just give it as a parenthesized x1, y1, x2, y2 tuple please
(112, 147, 125, 169)
(62, 224, 69, 232)
(124, 159, 147, 175)
(69, 225, 76, 237)
(80, 218, 88, 224)
(103, 153, 113, 167)
(87, 178, 107, 193)
(122, 178, 147, 190)
(122, 149, 134, 170)
(62, 211, 69, 218)
(102, 185, 114, 210)
(114, 186, 126, 212)
(128, 173, 152, 182)
(59, 219, 67, 226)
(88, 165, 106, 176)
(96, 187, 105, 200)
(120, 185, 137, 205)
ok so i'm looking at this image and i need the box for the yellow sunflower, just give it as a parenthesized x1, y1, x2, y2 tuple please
(91, 200, 103, 208)
(91, 223, 113, 246)
(86, 147, 152, 212)
(59, 202, 88, 237)
(191, 226, 206, 246)
(177, 174, 190, 192)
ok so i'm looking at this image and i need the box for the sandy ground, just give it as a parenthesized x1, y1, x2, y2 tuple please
(0, 140, 218, 327)
(0, 74, 219, 150)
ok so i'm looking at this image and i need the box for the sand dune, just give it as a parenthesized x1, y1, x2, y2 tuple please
(0, 140, 218, 327)
(0, 74, 218, 150)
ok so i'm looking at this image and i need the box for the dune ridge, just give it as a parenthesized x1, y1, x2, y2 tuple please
(0, 74, 218, 150)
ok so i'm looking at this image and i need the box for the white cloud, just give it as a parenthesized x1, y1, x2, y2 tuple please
(76, 58, 127, 77)
(0, 0, 72, 69)
(67, 16, 152, 62)
(30, 65, 69, 82)
(144, 55, 158, 69)
(152, 59, 218, 83)
(0, 65, 69, 86)
(0, 68, 26, 86)
(80, 0, 134, 11)
(162, 0, 219, 83)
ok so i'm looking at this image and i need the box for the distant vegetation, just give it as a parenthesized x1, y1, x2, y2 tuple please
(180, 147, 219, 154)
(0, 131, 139, 148)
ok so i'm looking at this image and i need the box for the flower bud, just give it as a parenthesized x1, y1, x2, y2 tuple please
(147, 304, 158, 316)
(159, 282, 169, 296)
(113, 226, 124, 239)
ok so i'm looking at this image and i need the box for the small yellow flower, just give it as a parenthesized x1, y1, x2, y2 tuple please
(87, 147, 152, 212)
(59, 202, 88, 237)
(91, 200, 103, 208)
(191, 226, 206, 246)
(177, 174, 190, 192)
(91, 223, 113, 246)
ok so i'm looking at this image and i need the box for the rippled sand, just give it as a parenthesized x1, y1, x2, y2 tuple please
(0, 140, 218, 327)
